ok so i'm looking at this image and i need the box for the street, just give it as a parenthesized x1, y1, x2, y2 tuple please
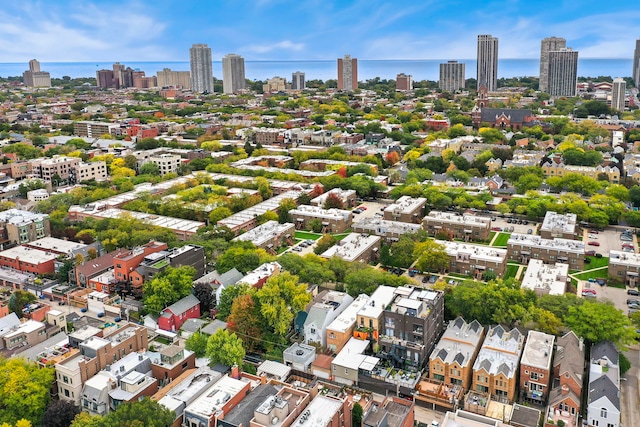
(622, 346, 640, 427)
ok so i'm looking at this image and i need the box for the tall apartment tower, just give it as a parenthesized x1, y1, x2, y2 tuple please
(29, 59, 40, 72)
(540, 37, 566, 93)
(221, 54, 246, 94)
(548, 48, 578, 97)
(612, 78, 626, 112)
(477, 35, 498, 91)
(190, 44, 214, 93)
(112, 62, 125, 88)
(439, 60, 466, 92)
(337, 55, 358, 91)
(96, 69, 115, 89)
(23, 59, 51, 87)
(396, 73, 413, 91)
(633, 39, 640, 87)
(292, 71, 305, 90)
(156, 68, 192, 90)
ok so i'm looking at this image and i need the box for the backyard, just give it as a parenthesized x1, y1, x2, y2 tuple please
(492, 232, 511, 247)
(504, 263, 520, 280)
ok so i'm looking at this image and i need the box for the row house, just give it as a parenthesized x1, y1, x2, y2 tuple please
(507, 234, 585, 270)
(423, 211, 491, 242)
(539, 212, 579, 240)
(303, 291, 354, 348)
(586, 342, 620, 427)
(545, 331, 585, 427)
(310, 188, 357, 209)
(608, 250, 640, 287)
(438, 241, 508, 279)
(519, 331, 555, 405)
(541, 161, 621, 183)
(378, 286, 445, 369)
(0, 209, 50, 245)
(232, 221, 295, 253)
(289, 205, 352, 233)
(470, 325, 524, 403)
(352, 217, 422, 243)
(299, 159, 378, 174)
(383, 196, 427, 224)
(326, 294, 372, 354)
(320, 233, 381, 264)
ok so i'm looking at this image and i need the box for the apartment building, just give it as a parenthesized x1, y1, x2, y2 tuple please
(520, 331, 555, 405)
(383, 196, 427, 224)
(471, 325, 524, 403)
(128, 244, 206, 288)
(541, 161, 620, 183)
(352, 218, 422, 243)
(546, 331, 585, 427)
(378, 286, 445, 369)
(354, 285, 397, 345)
(0, 209, 50, 244)
(292, 392, 351, 427)
(73, 160, 108, 182)
(0, 318, 48, 351)
(539, 212, 579, 240)
(428, 317, 485, 390)
(438, 240, 508, 279)
(56, 323, 148, 405)
(29, 155, 79, 182)
(320, 233, 381, 264)
(423, 211, 491, 241)
(520, 259, 569, 296)
(310, 188, 357, 209)
(232, 221, 295, 252)
(303, 291, 354, 347)
(0, 245, 58, 274)
(363, 396, 414, 427)
(586, 342, 620, 427)
(289, 205, 352, 234)
(326, 294, 371, 353)
(112, 241, 168, 293)
(143, 153, 182, 176)
(608, 250, 640, 287)
(73, 121, 119, 138)
(183, 374, 253, 427)
(507, 234, 585, 270)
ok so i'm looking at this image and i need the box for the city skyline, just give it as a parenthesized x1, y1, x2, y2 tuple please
(1, 1, 639, 62)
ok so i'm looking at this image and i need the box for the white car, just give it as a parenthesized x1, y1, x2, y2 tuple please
(588, 234, 598, 239)
(431, 422, 440, 427)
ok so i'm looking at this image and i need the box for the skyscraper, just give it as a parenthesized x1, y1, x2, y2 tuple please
(540, 37, 566, 93)
(96, 69, 115, 89)
(190, 44, 214, 93)
(439, 60, 466, 92)
(292, 71, 305, 90)
(221, 54, 246, 94)
(23, 59, 51, 87)
(337, 55, 358, 91)
(477, 35, 498, 91)
(612, 78, 626, 112)
(29, 59, 40, 72)
(396, 73, 413, 91)
(633, 39, 640, 88)
(548, 48, 578, 97)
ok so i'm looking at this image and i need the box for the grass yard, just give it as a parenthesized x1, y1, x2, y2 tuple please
(487, 231, 496, 243)
(334, 233, 350, 241)
(584, 256, 609, 269)
(294, 231, 322, 240)
(504, 264, 520, 280)
(492, 232, 511, 247)
(573, 267, 608, 282)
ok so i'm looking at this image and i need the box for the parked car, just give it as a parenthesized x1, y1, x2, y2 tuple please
(422, 276, 429, 283)
(589, 229, 599, 234)
(585, 250, 596, 256)
(492, 227, 501, 231)
(582, 289, 597, 295)
(292, 247, 303, 252)
(595, 253, 603, 258)
(429, 275, 438, 283)
(584, 258, 591, 264)
(588, 234, 598, 239)
(114, 316, 122, 322)
(596, 278, 606, 286)
(629, 303, 640, 310)
(582, 291, 597, 298)
(627, 299, 640, 306)
(491, 217, 497, 221)
(627, 289, 640, 296)
(588, 241, 600, 246)
(622, 243, 634, 248)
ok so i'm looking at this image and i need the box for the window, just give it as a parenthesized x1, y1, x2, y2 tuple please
(600, 408, 607, 418)
(530, 371, 539, 380)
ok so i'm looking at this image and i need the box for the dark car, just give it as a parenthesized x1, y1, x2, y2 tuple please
(627, 289, 640, 296)
(588, 241, 600, 246)
(628, 299, 640, 306)
(422, 276, 429, 283)
(585, 250, 596, 256)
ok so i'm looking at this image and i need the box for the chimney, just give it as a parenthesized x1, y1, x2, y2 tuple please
(231, 363, 240, 379)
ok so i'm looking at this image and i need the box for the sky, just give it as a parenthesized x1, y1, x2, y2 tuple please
(1, 0, 639, 62)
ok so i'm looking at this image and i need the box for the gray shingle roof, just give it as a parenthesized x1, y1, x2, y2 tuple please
(591, 341, 618, 365)
(480, 108, 533, 124)
(589, 375, 620, 410)
(163, 294, 199, 316)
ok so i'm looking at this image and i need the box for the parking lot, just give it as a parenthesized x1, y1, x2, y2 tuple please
(490, 216, 538, 235)
(581, 279, 637, 315)
(581, 227, 632, 256)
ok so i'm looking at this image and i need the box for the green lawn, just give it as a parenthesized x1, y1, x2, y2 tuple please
(584, 256, 609, 269)
(487, 231, 496, 243)
(294, 231, 322, 240)
(504, 264, 520, 280)
(334, 233, 350, 241)
(492, 232, 511, 247)
(573, 267, 608, 281)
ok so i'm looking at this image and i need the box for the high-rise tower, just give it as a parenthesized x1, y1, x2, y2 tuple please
(221, 54, 246, 94)
(477, 35, 498, 91)
(439, 60, 466, 92)
(190, 44, 214, 93)
(548, 48, 578, 97)
(540, 37, 567, 93)
(612, 78, 626, 112)
(337, 55, 358, 91)
(633, 39, 640, 87)
(292, 71, 305, 90)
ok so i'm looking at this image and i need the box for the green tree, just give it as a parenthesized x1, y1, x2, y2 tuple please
(227, 293, 263, 352)
(97, 397, 173, 427)
(313, 234, 337, 255)
(217, 283, 252, 320)
(216, 246, 274, 274)
(255, 176, 273, 199)
(564, 300, 637, 348)
(277, 198, 297, 223)
(185, 331, 208, 357)
(0, 358, 55, 425)
(139, 162, 160, 176)
(308, 218, 323, 233)
(8, 290, 36, 318)
(256, 272, 311, 336)
(143, 266, 196, 314)
(209, 206, 232, 223)
(344, 267, 410, 296)
(42, 400, 81, 427)
(619, 353, 631, 376)
(352, 402, 363, 427)
(206, 329, 246, 367)
(384, 234, 417, 268)
(413, 240, 449, 273)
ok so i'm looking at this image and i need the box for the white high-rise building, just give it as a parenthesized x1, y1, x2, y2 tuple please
(222, 54, 246, 94)
(190, 44, 214, 93)
(611, 78, 626, 112)
(292, 71, 305, 90)
(548, 48, 578, 97)
(633, 39, 640, 88)
(477, 35, 498, 91)
(540, 37, 566, 93)
(439, 60, 465, 92)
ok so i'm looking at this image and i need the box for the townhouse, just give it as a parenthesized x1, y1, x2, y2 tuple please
(507, 234, 585, 270)
(383, 196, 427, 224)
(320, 233, 382, 264)
(289, 205, 353, 234)
(352, 217, 422, 243)
(423, 211, 491, 242)
(519, 331, 555, 405)
(438, 240, 508, 279)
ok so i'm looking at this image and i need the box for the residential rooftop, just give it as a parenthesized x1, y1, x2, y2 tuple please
(507, 234, 585, 254)
(520, 330, 555, 371)
(437, 240, 508, 264)
(326, 294, 371, 334)
(384, 195, 427, 215)
(232, 221, 294, 247)
(473, 325, 524, 379)
(424, 211, 492, 226)
(430, 317, 484, 368)
(520, 259, 568, 295)
(289, 205, 352, 221)
(540, 211, 577, 235)
(320, 233, 381, 262)
(352, 217, 422, 236)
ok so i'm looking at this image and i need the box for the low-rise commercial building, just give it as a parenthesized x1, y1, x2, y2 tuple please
(507, 234, 585, 270)
(352, 218, 422, 243)
(320, 233, 381, 264)
(423, 211, 491, 242)
(519, 331, 555, 405)
(539, 212, 578, 240)
(520, 259, 569, 296)
(289, 205, 352, 234)
(383, 196, 426, 224)
(438, 241, 508, 279)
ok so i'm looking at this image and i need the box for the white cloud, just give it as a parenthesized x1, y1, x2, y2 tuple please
(244, 40, 305, 54)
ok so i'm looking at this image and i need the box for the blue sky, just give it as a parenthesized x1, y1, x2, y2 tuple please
(2, 0, 638, 62)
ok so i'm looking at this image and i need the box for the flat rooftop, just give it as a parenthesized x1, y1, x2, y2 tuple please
(609, 250, 640, 267)
(353, 217, 422, 236)
(437, 240, 507, 264)
(326, 294, 371, 334)
(357, 285, 396, 319)
(232, 221, 294, 246)
(0, 245, 58, 263)
(384, 196, 426, 215)
(185, 375, 249, 418)
(0, 209, 48, 225)
(424, 211, 491, 227)
(293, 394, 343, 427)
(520, 330, 555, 371)
(507, 234, 585, 254)
(520, 259, 568, 295)
(290, 205, 352, 220)
(540, 211, 577, 234)
(320, 233, 381, 262)
(218, 190, 304, 229)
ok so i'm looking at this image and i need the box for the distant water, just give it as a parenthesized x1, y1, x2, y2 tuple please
(0, 58, 633, 81)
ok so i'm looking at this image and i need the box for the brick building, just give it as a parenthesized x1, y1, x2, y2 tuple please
(520, 330, 555, 405)
(423, 211, 491, 242)
(289, 205, 352, 234)
(507, 234, 585, 270)
(383, 196, 427, 224)
(438, 240, 508, 279)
